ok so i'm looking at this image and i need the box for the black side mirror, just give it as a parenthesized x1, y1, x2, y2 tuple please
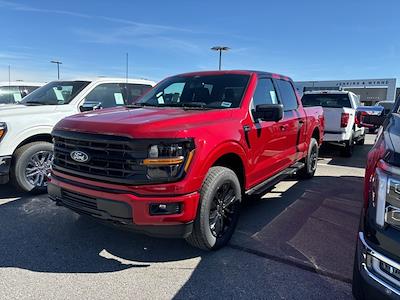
(79, 102, 103, 112)
(254, 104, 283, 122)
(356, 106, 385, 128)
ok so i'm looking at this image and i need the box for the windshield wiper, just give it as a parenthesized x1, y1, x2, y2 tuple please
(23, 101, 57, 106)
(159, 102, 211, 110)
(125, 103, 158, 108)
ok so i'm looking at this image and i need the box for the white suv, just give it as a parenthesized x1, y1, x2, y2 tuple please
(0, 77, 155, 192)
(302, 90, 365, 157)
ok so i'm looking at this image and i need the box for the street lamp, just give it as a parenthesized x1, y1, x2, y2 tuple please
(50, 60, 62, 80)
(211, 46, 230, 70)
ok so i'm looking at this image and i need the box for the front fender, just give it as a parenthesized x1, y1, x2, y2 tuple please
(0, 125, 53, 156)
(188, 139, 249, 189)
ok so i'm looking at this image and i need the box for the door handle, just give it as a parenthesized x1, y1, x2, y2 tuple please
(280, 124, 289, 131)
(298, 120, 305, 127)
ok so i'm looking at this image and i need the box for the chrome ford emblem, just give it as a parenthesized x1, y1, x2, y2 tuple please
(70, 151, 89, 163)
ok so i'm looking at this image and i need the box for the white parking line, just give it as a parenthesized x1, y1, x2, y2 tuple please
(0, 198, 20, 205)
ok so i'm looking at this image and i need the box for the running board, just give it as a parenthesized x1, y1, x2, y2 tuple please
(245, 162, 305, 196)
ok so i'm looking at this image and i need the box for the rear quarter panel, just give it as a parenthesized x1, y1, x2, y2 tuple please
(303, 106, 324, 145)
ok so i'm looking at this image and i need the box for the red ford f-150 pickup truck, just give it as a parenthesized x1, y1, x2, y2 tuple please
(48, 70, 324, 250)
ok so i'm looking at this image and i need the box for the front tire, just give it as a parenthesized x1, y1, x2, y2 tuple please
(185, 166, 241, 251)
(11, 141, 53, 193)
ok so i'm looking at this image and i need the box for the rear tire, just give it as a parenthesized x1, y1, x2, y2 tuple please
(11, 142, 53, 193)
(340, 133, 354, 157)
(356, 134, 365, 145)
(185, 166, 241, 251)
(297, 138, 318, 179)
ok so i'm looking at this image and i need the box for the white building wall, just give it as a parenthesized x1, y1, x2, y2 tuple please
(295, 78, 397, 102)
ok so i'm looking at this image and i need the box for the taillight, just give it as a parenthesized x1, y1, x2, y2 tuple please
(341, 112, 349, 128)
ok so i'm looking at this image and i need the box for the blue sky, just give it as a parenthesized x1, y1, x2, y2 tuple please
(0, 0, 399, 84)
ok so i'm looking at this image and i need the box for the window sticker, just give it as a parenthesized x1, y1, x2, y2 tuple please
(270, 91, 278, 104)
(13, 93, 22, 102)
(221, 101, 232, 108)
(114, 93, 125, 105)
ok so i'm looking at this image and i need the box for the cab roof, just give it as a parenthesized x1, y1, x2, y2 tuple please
(175, 70, 292, 82)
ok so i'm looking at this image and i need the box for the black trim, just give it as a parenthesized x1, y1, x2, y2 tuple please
(243, 125, 251, 148)
(245, 161, 305, 196)
(0, 156, 11, 184)
(325, 130, 344, 134)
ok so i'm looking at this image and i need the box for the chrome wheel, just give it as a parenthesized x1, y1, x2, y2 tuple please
(25, 150, 53, 187)
(209, 182, 240, 238)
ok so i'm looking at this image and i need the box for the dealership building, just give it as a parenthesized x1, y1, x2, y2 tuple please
(295, 78, 397, 105)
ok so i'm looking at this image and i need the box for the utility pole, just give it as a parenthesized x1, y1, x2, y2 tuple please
(125, 53, 129, 83)
(211, 46, 230, 70)
(50, 60, 62, 80)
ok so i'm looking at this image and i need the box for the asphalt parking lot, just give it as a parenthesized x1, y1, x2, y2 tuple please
(0, 135, 375, 300)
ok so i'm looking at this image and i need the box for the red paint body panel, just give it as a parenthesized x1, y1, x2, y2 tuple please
(50, 70, 324, 227)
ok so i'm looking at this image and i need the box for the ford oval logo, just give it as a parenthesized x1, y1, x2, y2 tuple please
(70, 151, 90, 163)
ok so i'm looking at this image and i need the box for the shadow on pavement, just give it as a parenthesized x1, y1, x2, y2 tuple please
(0, 173, 359, 298)
(0, 184, 25, 199)
(0, 193, 202, 273)
(174, 174, 362, 299)
(319, 140, 373, 169)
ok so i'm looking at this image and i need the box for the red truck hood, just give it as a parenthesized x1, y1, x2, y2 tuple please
(55, 106, 236, 138)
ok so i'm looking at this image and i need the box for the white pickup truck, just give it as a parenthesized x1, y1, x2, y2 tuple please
(301, 90, 365, 157)
(0, 77, 155, 192)
(0, 81, 44, 104)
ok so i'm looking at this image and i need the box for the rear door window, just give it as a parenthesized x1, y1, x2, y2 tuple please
(275, 80, 298, 111)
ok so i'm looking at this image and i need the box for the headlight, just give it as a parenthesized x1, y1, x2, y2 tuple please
(142, 140, 195, 180)
(372, 160, 400, 228)
(0, 122, 7, 141)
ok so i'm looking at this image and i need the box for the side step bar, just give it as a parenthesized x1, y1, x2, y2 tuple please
(245, 162, 305, 196)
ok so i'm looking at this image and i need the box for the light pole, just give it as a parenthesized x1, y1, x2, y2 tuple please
(50, 60, 62, 80)
(211, 46, 230, 70)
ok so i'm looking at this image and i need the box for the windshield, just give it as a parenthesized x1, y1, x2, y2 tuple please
(21, 81, 90, 105)
(302, 94, 351, 108)
(136, 74, 250, 109)
(376, 101, 394, 110)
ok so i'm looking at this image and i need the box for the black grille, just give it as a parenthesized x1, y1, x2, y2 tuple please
(53, 130, 148, 184)
(57, 189, 132, 223)
(62, 189, 98, 212)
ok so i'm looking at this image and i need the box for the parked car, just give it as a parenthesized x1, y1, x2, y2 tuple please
(0, 81, 44, 104)
(376, 101, 395, 115)
(0, 77, 155, 192)
(352, 102, 400, 299)
(48, 70, 324, 250)
(366, 101, 396, 133)
(302, 90, 365, 156)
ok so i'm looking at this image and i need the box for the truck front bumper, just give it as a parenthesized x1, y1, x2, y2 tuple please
(355, 232, 400, 299)
(0, 156, 11, 184)
(48, 177, 200, 239)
